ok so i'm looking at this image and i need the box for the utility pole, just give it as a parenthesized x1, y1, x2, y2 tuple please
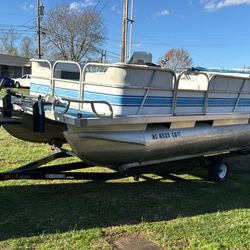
(128, 0, 134, 60)
(121, 0, 128, 63)
(37, 0, 44, 59)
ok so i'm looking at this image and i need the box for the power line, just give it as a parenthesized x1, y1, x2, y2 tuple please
(105, 49, 120, 56)
(105, 35, 250, 48)
(132, 31, 250, 41)
(98, 0, 110, 14)
(91, 0, 102, 13)
(0, 12, 34, 17)
(0, 24, 35, 29)
(136, 41, 250, 48)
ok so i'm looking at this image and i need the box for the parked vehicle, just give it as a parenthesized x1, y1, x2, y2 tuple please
(12, 74, 31, 88)
(0, 76, 14, 87)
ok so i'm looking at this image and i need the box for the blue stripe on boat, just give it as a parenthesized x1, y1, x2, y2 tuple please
(30, 83, 250, 109)
(30, 83, 51, 94)
(177, 97, 204, 107)
(84, 91, 172, 107)
(208, 98, 236, 107)
(238, 99, 250, 106)
(54, 88, 79, 99)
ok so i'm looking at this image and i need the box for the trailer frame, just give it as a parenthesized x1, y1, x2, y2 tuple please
(1, 146, 249, 182)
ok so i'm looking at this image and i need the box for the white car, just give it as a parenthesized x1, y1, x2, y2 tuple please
(13, 74, 31, 88)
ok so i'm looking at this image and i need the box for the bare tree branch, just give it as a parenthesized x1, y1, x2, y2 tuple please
(159, 48, 193, 72)
(21, 36, 35, 58)
(0, 28, 19, 56)
(42, 4, 105, 62)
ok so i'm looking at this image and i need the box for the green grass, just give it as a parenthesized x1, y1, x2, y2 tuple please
(0, 87, 29, 97)
(0, 128, 249, 249)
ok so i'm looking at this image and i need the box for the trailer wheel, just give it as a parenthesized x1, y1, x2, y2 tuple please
(208, 159, 229, 182)
(133, 174, 140, 181)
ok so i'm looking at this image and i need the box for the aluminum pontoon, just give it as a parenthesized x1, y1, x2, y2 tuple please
(1, 58, 250, 182)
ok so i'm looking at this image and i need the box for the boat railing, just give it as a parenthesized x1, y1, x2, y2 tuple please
(52, 60, 82, 109)
(173, 69, 250, 115)
(207, 73, 250, 113)
(30, 59, 53, 74)
(81, 62, 111, 109)
(31, 59, 53, 80)
(81, 62, 177, 84)
(174, 70, 210, 115)
(60, 97, 113, 118)
(30, 59, 53, 95)
(32, 58, 250, 118)
(82, 62, 177, 115)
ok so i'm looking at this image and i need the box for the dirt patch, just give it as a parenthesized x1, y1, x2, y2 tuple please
(107, 232, 161, 250)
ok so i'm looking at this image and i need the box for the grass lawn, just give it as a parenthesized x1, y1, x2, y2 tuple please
(0, 125, 249, 249)
(0, 87, 29, 97)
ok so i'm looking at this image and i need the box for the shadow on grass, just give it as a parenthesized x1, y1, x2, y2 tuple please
(0, 159, 249, 241)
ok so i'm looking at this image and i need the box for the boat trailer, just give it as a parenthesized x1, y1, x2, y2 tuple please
(1, 145, 249, 182)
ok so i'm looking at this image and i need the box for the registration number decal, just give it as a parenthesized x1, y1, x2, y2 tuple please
(152, 131, 182, 140)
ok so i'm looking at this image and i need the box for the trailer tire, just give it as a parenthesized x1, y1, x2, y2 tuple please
(133, 174, 140, 181)
(208, 159, 229, 182)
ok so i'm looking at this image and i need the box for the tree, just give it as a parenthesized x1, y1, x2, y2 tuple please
(159, 48, 193, 71)
(0, 28, 19, 56)
(42, 4, 105, 62)
(20, 36, 35, 58)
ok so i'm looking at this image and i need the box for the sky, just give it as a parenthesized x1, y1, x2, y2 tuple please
(1, 0, 250, 69)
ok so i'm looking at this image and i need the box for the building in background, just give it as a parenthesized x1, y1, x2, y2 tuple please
(0, 54, 31, 78)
